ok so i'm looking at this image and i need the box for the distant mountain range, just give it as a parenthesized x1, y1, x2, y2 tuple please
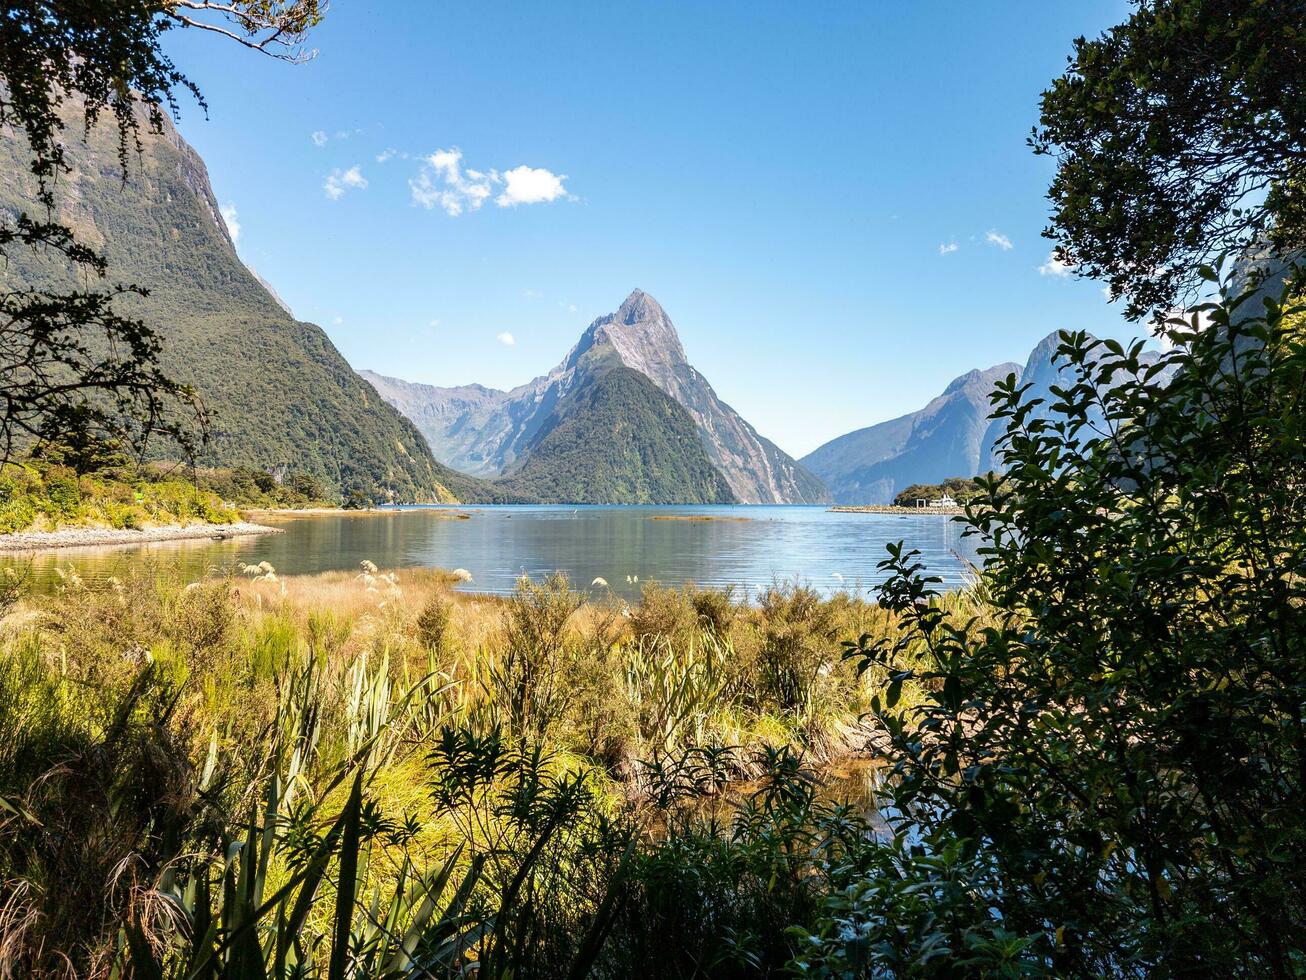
(364, 291, 828, 504)
(801, 363, 1018, 505)
(0, 101, 1175, 508)
(804, 331, 1170, 505)
(0, 103, 483, 503)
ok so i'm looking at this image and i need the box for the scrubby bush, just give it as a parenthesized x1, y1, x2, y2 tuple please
(491, 573, 585, 741)
(628, 581, 699, 644)
(754, 583, 845, 720)
(414, 592, 452, 652)
(0, 558, 893, 977)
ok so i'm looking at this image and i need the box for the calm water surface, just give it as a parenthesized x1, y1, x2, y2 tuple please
(5, 505, 980, 600)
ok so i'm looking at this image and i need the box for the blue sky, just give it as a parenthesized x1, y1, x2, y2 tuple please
(163, 1, 1142, 458)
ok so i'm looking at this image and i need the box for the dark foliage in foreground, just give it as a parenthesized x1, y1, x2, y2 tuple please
(831, 267, 1306, 975)
(1034, 0, 1306, 319)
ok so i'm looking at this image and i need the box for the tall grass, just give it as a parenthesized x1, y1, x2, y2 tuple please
(0, 562, 907, 977)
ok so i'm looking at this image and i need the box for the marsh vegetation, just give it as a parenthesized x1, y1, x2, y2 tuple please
(0, 558, 940, 978)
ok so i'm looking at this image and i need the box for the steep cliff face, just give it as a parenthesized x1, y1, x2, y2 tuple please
(0, 105, 476, 502)
(803, 363, 1017, 504)
(365, 290, 829, 504)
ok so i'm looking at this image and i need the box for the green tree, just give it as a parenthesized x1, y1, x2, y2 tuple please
(819, 270, 1306, 975)
(0, 0, 324, 465)
(1033, 0, 1306, 320)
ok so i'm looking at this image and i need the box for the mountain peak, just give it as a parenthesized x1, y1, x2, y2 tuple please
(942, 368, 985, 395)
(616, 288, 666, 325)
(943, 362, 1021, 396)
(582, 289, 686, 372)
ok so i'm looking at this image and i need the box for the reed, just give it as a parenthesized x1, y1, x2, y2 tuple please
(0, 561, 900, 977)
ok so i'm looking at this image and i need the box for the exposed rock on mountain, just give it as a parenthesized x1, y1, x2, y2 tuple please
(0, 104, 478, 503)
(802, 364, 1017, 505)
(493, 351, 736, 504)
(365, 290, 828, 504)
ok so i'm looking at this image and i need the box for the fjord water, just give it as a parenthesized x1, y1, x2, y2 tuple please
(7, 505, 980, 600)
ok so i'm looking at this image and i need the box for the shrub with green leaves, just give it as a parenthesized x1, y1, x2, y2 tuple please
(0, 461, 241, 533)
(822, 268, 1306, 976)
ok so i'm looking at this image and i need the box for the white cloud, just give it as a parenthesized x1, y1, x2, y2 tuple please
(986, 230, 1013, 250)
(939, 241, 959, 256)
(496, 331, 516, 346)
(376, 148, 407, 164)
(219, 203, 241, 245)
(496, 165, 569, 207)
(332, 315, 344, 325)
(524, 289, 543, 300)
(409, 149, 572, 216)
(1039, 251, 1075, 278)
(429, 318, 440, 327)
(311, 130, 328, 148)
(324, 165, 368, 200)
(410, 149, 496, 215)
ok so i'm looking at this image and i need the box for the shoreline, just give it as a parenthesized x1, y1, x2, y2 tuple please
(241, 506, 342, 516)
(0, 521, 282, 553)
(245, 507, 473, 519)
(829, 504, 966, 516)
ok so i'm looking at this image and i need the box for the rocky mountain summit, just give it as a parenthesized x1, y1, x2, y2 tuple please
(364, 290, 828, 504)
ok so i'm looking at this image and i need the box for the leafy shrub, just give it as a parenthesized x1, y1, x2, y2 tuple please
(41, 469, 81, 519)
(0, 496, 35, 534)
(490, 573, 584, 740)
(832, 270, 1306, 976)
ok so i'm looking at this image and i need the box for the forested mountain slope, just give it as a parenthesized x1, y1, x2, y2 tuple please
(0, 106, 476, 502)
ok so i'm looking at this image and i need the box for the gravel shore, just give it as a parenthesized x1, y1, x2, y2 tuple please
(0, 521, 282, 553)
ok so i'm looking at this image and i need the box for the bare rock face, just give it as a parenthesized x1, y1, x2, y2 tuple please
(365, 290, 829, 504)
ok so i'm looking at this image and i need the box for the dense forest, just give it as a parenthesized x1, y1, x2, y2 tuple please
(0, 95, 470, 504)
